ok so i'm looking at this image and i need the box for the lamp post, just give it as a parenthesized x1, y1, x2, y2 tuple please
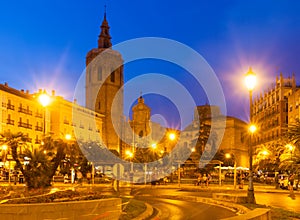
(286, 144, 295, 171)
(38, 92, 51, 137)
(225, 153, 237, 189)
(1, 145, 10, 185)
(167, 131, 177, 183)
(245, 67, 257, 204)
(126, 150, 134, 173)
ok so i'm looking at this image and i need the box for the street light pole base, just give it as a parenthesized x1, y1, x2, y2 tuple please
(247, 189, 256, 204)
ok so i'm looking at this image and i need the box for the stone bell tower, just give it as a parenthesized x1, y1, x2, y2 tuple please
(85, 11, 124, 152)
(131, 96, 151, 138)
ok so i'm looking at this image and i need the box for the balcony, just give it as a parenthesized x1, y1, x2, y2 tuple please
(18, 122, 32, 129)
(35, 112, 43, 118)
(18, 107, 32, 115)
(35, 126, 43, 132)
(7, 104, 15, 110)
(6, 119, 14, 125)
(63, 120, 69, 125)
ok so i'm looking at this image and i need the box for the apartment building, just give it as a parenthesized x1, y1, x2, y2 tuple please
(0, 83, 103, 147)
(252, 73, 297, 147)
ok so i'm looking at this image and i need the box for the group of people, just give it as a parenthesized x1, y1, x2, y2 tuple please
(64, 169, 88, 184)
(195, 173, 211, 187)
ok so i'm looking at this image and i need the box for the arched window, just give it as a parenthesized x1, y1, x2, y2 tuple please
(97, 67, 102, 81)
(139, 130, 143, 138)
(110, 71, 115, 82)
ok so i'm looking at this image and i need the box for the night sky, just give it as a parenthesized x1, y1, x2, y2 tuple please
(1, 0, 300, 128)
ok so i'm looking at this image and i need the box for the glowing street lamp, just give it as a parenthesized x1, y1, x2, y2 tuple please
(126, 150, 134, 172)
(168, 132, 176, 141)
(2, 145, 8, 151)
(245, 67, 257, 204)
(286, 144, 295, 169)
(244, 67, 257, 91)
(38, 93, 51, 107)
(261, 150, 269, 157)
(151, 143, 157, 150)
(249, 124, 257, 134)
(65, 134, 72, 141)
(38, 92, 51, 136)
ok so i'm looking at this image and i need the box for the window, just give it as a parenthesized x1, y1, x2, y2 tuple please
(97, 67, 102, 81)
(88, 67, 92, 82)
(110, 71, 115, 82)
(98, 101, 101, 110)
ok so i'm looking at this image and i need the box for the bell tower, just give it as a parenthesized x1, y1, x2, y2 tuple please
(131, 96, 151, 138)
(85, 11, 124, 152)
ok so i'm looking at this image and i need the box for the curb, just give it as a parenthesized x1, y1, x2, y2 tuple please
(132, 202, 153, 220)
(155, 195, 250, 215)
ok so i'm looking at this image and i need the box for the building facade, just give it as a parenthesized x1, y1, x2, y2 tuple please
(182, 105, 248, 167)
(0, 82, 103, 168)
(252, 73, 298, 148)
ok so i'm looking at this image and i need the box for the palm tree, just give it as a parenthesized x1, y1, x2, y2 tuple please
(288, 121, 300, 145)
(22, 148, 52, 188)
(0, 132, 67, 189)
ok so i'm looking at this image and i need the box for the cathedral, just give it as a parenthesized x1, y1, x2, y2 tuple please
(85, 11, 124, 152)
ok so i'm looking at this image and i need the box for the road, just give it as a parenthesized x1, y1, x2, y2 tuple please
(131, 186, 300, 218)
(255, 192, 299, 213)
(133, 188, 237, 219)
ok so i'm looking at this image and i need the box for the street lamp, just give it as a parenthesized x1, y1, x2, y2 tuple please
(1, 145, 11, 185)
(168, 132, 176, 141)
(225, 153, 237, 189)
(65, 134, 72, 141)
(245, 67, 257, 204)
(38, 92, 51, 137)
(126, 150, 134, 172)
(286, 144, 295, 170)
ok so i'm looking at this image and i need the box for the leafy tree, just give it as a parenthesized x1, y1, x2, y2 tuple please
(0, 132, 91, 189)
(288, 121, 300, 146)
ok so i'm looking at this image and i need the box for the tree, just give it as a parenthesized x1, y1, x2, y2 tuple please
(288, 121, 300, 146)
(0, 132, 69, 189)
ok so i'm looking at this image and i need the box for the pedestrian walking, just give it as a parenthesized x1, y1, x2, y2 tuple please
(202, 174, 208, 187)
(195, 173, 202, 186)
(288, 173, 295, 198)
(86, 172, 92, 184)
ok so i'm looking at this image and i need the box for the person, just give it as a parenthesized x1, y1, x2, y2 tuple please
(18, 173, 24, 184)
(239, 172, 245, 189)
(77, 170, 83, 185)
(207, 173, 211, 187)
(202, 174, 208, 187)
(196, 173, 202, 186)
(86, 172, 92, 184)
(64, 174, 69, 184)
(288, 173, 295, 197)
(13, 170, 18, 185)
(275, 173, 279, 189)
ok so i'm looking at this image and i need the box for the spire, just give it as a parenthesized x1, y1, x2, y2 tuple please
(98, 6, 112, 49)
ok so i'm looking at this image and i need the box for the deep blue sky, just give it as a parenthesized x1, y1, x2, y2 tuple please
(1, 0, 300, 127)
